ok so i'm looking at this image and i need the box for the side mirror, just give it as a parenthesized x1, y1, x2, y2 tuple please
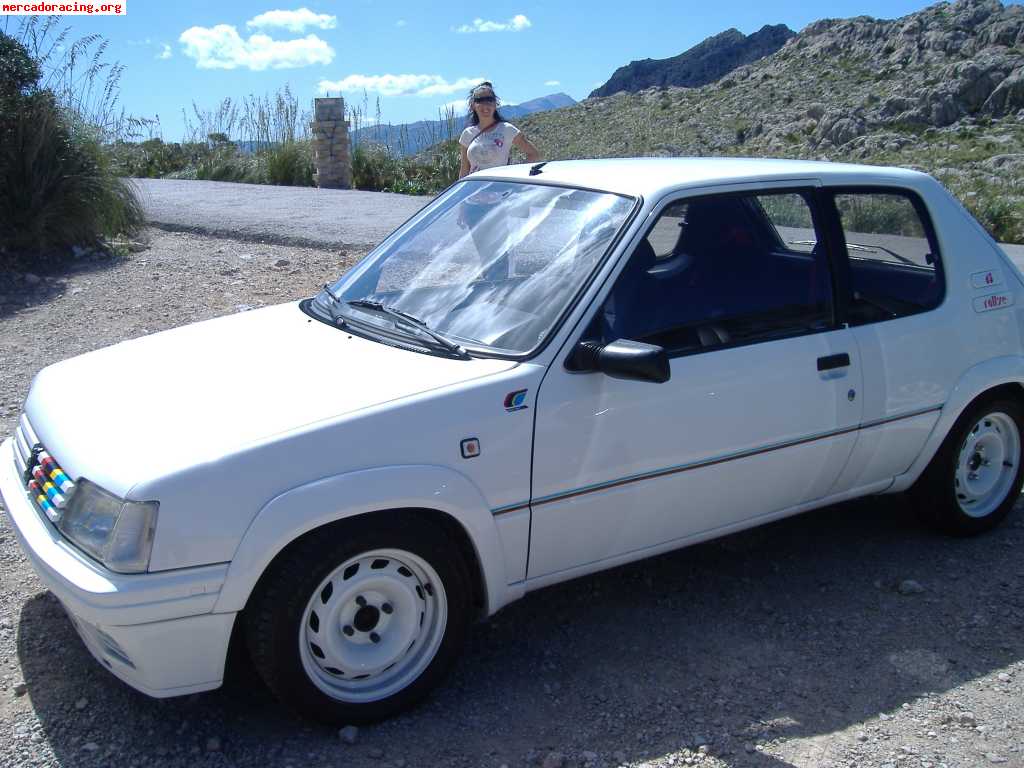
(571, 339, 671, 383)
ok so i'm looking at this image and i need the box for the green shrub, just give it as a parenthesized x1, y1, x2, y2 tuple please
(265, 140, 314, 186)
(0, 31, 143, 254)
(0, 94, 143, 251)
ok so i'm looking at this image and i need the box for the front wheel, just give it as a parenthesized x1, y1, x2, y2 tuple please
(245, 513, 472, 724)
(911, 397, 1024, 536)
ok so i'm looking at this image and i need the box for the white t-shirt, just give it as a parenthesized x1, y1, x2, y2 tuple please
(459, 122, 520, 173)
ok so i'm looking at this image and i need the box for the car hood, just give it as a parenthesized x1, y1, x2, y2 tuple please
(25, 302, 517, 497)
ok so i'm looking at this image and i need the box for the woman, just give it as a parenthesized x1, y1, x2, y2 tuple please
(458, 82, 541, 177)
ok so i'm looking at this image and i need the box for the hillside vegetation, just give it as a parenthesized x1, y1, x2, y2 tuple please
(522, 0, 1024, 242)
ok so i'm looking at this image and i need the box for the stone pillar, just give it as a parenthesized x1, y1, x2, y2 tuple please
(311, 97, 352, 189)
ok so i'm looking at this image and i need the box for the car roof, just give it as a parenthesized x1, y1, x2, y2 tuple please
(471, 157, 933, 199)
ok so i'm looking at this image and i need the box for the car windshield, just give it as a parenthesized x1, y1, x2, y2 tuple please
(314, 180, 635, 355)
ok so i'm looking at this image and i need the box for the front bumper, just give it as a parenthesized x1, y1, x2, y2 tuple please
(0, 437, 236, 697)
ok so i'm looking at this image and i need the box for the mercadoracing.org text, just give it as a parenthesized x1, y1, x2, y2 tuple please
(3, 2, 125, 13)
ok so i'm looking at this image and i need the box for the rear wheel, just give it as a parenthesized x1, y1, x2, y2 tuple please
(245, 513, 472, 724)
(912, 397, 1024, 536)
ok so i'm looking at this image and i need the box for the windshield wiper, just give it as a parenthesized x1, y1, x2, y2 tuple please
(345, 300, 468, 357)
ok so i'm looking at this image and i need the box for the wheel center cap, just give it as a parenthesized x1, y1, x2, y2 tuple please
(353, 604, 381, 632)
(968, 452, 983, 472)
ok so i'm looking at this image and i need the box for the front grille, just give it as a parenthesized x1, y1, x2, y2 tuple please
(13, 414, 76, 523)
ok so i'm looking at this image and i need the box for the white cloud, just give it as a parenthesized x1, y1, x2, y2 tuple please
(396, 19, 406, 27)
(157, 43, 173, 60)
(179, 25, 334, 70)
(438, 98, 468, 115)
(246, 8, 336, 32)
(455, 14, 531, 33)
(318, 74, 484, 98)
(544, 80, 560, 86)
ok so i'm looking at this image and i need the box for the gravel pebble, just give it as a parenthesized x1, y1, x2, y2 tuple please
(897, 579, 926, 595)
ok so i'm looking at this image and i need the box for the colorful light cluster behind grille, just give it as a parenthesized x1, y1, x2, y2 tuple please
(13, 415, 76, 522)
(27, 449, 75, 516)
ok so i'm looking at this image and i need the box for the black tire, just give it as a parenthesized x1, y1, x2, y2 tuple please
(244, 511, 472, 724)
(911, 397, 1024, 536)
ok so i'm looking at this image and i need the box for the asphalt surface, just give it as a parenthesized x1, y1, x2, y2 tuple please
(132, 178, 1024, 268)
(131, 178, 430, 249)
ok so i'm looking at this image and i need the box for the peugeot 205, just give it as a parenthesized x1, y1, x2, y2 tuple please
(3, 158, 1023, 723)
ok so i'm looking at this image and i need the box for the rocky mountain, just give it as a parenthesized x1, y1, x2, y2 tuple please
(352, 92, 575, 157)
(522, 0, 1024, 242)
(590, 25, 796, 98)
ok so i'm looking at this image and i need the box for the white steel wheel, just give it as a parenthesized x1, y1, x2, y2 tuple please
(912, 397, 1024, 536)
(954, 412, 1021, 518)
(299, 549, 448, 703)
(245, 512, 472, 724)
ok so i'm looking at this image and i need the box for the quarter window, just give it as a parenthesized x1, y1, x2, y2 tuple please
(831, 191, 943, 325)
(597, 191, 833, 355)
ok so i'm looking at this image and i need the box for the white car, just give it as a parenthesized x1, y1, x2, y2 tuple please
(3, 158, 1023, 723)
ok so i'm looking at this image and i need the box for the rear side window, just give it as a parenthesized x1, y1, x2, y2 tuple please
(831, 191, 943, 325)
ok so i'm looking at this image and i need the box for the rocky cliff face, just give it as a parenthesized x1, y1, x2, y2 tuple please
(589, 24, 796, 98)
(523, 0, 1024, 241)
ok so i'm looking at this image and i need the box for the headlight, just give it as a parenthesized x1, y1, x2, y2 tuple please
(56, 480, 158, 574)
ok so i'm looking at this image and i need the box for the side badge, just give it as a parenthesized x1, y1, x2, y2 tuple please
(504, 389, 529, 412)
(460, 438, 481, 459)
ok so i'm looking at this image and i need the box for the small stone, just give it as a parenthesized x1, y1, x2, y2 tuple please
(275, 259, 291, 267)
(235, 304, 254, 313)
(898, 579, 926, 595)
(74, 697, 87, 710)
(581, 751, 598, 764)
(987, 754, 1008, 764)
(959, 712, 977, 727)
(745, 743, 756, 753)
(13, 683, 26, 697)
(698, 745, 709, 754)
(206, 736, 221, 752)
(82, 743, 99, 752)
(879, 712, 892, 721)
(542, 752, 565, 768)
(338, 725, 359, 745)
(856, 731, 868, 742)
(369, 747, 384, 759)
(997, 673, 1010, 682)
(24, 273, 41, 286)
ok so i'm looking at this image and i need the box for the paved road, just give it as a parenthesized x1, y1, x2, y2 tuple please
(131, 178, 430, 249)
(133, 178, 1024, 269)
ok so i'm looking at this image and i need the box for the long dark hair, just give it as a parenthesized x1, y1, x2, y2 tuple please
(466, 81, 505, 126)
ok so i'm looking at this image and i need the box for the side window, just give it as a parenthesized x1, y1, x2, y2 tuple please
(598, 191, 833, 355)
(832, 191, 943, 325)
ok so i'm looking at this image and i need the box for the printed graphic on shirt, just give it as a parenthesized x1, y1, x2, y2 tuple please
(461, 123, 520, 172)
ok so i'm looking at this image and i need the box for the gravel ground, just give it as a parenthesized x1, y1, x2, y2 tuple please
(1, 228, 1023, 768)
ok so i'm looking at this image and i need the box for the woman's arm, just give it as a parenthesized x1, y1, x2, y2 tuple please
(458, 143, 470, 178)
(513, 133, 541, 163)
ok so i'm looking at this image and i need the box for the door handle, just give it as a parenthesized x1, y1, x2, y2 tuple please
(817, 353, 851, 371)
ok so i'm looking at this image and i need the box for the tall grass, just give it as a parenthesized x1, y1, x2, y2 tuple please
(0, 95, 144, 250)
(0, 21, 144, 257)
(345, 94, 464, 194)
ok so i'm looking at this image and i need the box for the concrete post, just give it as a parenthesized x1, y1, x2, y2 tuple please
(311, 97, 352, 189)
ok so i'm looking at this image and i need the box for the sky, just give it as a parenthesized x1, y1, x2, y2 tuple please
(2, 0, 1018, 140)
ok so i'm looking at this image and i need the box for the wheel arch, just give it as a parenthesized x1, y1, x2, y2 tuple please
(213, 465, 509, 620)
(890, 357, 1024, 492)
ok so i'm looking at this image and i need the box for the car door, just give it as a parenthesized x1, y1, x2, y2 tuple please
(528, 186, 864, 580)
(822, 187, 951, 493)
